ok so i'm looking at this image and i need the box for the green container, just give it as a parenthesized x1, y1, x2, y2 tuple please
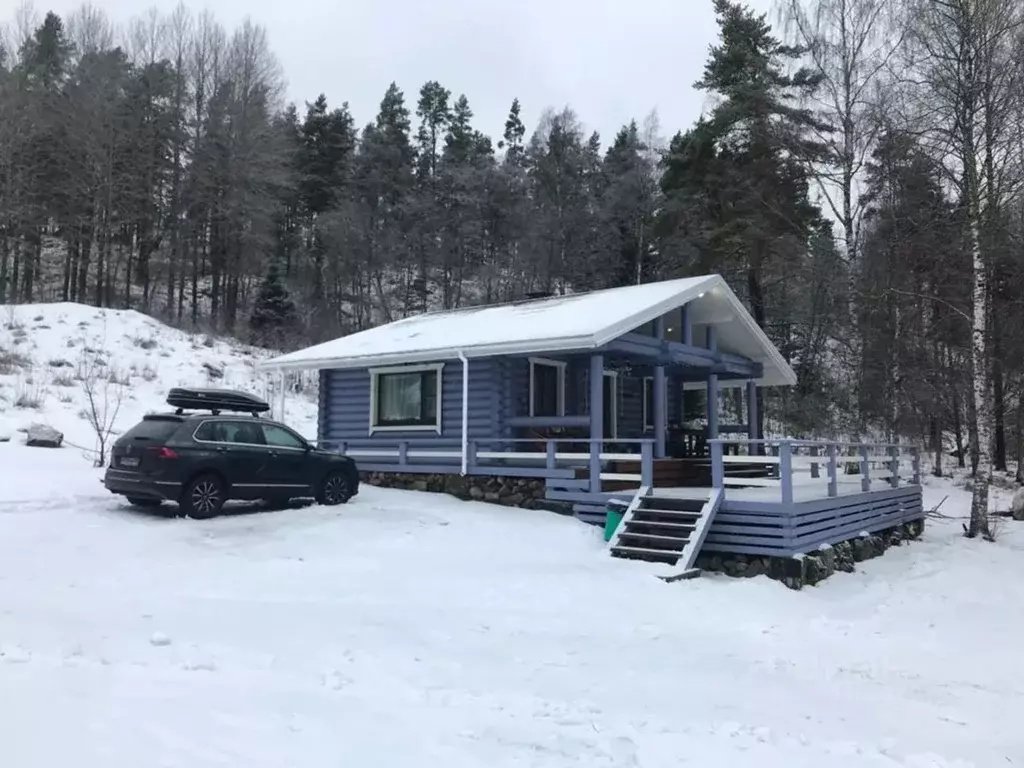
(603, 500, 629, 542)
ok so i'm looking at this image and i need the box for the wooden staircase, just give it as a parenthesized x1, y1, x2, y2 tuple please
(607, 487, 724, 580)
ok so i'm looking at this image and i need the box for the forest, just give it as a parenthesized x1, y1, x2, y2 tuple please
(1, 0, 1022, 534)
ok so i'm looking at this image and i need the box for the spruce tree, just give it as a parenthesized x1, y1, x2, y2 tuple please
(250, 261, 298, 348)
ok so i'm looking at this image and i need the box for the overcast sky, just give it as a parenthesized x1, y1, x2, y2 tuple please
(3, 0, 779, 149)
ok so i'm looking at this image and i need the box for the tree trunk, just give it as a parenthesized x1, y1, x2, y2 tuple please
(1015, 393, 1023, 484)
(0, 233, 10, 304)
(967, 198, 993, 539)
(991, 305, 1006, 471)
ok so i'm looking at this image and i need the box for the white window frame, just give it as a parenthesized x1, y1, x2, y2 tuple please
(368, 362, 444, 435)
(528, 357, 567, 417)
(603, 370, 619, 439)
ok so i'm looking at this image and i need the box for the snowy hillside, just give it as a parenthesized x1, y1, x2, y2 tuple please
(0, 302, 318, 453)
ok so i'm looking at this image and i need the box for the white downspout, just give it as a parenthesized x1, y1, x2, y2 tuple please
(278, 370, 286, 422)
(458, 352, 469, 475)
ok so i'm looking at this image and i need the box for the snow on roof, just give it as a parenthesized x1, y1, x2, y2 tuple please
(260, 275, 797, 387)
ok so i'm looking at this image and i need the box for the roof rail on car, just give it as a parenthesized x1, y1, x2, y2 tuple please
(165, 387, 271, 416)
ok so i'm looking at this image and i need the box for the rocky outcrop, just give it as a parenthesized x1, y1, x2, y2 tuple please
(695, 520, 925, 590)
(360, 471, 553, 510)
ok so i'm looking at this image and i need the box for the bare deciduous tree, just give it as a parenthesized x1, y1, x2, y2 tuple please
(780, 0, 904, 261)
(77, 345, 125, 468)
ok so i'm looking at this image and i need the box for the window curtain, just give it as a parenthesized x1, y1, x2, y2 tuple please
(378, 373, 424, 423)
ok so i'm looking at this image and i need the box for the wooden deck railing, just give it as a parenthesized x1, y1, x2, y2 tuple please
(317, 437, 655, 491)
(709, 438, 922, 503)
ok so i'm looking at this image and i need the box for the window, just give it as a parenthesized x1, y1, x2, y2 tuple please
(194, 420, 265, 445)
(369, 364, 443, 432)
(262, 424, 307, 450)
(529, 358, 566, 417)
(123, 417, 182, 443)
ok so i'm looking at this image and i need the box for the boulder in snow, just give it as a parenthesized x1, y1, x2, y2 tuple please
(1011, 488, 1024, 521)
(25, 424, 63, 449)
(202, 362, 224, 380)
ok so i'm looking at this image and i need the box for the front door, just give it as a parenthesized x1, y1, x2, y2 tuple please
(603, 373, 617, 440)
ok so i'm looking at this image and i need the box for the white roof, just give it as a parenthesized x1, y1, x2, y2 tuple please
(260, 274, 797, 386)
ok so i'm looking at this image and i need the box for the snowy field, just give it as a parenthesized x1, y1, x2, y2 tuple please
(1, 303, 1022, 767)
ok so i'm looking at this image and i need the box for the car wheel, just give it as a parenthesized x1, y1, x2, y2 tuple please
(317, 470, 352, 506)
(181, 474, 225, 519)
(127, 497, 161, 508)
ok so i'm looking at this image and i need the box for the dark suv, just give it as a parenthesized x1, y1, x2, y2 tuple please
(103, 387, 359, 518)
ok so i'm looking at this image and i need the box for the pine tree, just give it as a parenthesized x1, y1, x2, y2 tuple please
(250, 260, 298, 347)
(500, 98, 526, 165)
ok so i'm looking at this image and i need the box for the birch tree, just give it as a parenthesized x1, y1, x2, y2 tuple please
(780, 0, 902, 261)
(908, 0, 1024, 539)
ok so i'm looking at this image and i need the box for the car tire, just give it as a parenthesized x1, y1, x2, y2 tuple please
(316, 470, 352, 506)
(127, 497, 161, 508)
(181, 474, 225, 519)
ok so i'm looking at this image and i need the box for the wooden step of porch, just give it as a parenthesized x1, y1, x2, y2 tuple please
(624, 519, 697, 536)
(610, 545, 681, 564)
(617, 531, 691, 550)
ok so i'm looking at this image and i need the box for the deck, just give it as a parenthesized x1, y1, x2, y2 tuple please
(653, 479, 923, 557)
(328, 436, 923, 558)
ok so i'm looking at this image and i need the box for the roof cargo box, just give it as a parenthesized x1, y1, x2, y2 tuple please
(166, 387, 270, 416)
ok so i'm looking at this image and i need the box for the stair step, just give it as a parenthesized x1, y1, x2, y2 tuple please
(645, 498, 708, 509)
(610, 545, 682, 563)
(625, 521, 696, 535)
(635, 507, 703, 519)
(622, 520, 696, 532)
(617, 531, 690, 547)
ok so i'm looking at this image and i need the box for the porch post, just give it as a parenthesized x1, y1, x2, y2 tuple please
(589, 353, 604, 494)
(746, 379, 759, 455)
(653, 316, 667, 459)
(278, 370, 286, 422)
(681, 304, 692, 346)
(654, 368, 667, 459)
(707, 375, 719, 439)
(706, 326, 719, 439)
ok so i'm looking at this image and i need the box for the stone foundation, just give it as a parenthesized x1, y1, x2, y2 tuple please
(360, 471, 564, 511)
(694, 518, 926, 590)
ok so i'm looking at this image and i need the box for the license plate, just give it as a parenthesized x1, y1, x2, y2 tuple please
(120, 456, 139, 468)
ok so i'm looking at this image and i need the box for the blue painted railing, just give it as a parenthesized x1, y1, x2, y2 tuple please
(709, 438, 922, 503)
(317, 436, 656, 491)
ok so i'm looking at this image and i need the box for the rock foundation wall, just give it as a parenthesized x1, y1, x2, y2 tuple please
(360, 471, 558, 510)
(695, 519, 926, 590)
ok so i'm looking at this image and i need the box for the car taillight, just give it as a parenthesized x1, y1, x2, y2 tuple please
(148, 446, 178, 459)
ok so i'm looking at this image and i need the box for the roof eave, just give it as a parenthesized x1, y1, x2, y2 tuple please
(255, 333, 600, 372)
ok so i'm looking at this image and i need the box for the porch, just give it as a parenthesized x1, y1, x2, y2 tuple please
(325, 434, 923, 558)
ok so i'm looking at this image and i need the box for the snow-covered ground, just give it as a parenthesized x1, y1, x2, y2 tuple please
(1, 303, 1022, 767)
